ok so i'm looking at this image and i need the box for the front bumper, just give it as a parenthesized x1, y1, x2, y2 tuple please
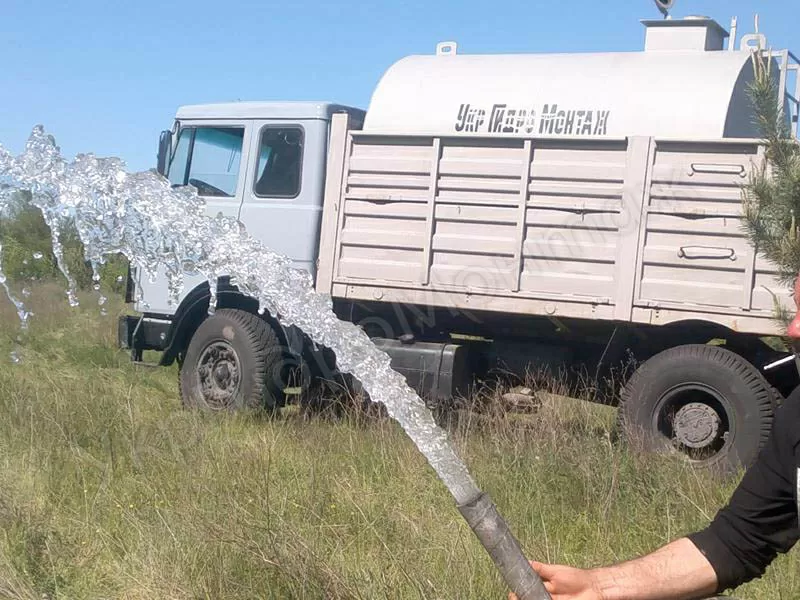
(118, 315, 171, 355)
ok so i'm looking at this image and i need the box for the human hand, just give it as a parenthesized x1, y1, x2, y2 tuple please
(507, 561, 603, 600)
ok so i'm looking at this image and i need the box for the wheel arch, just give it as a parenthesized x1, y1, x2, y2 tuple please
(159, 277, 286, 366)
(620, 318, 785, 375)
(596, 318, 793, 403)
(646, 318, 741, 349)
(642, 319, 796, 397)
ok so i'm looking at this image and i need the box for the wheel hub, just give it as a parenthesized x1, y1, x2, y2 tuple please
(214, 362, 231, 385)
(673, 402, 722, 449)
(197, 341, 241, 409)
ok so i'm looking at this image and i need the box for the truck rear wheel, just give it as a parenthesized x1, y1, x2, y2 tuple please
(618, 344, 775, 472)
(179, 309, 286, 412)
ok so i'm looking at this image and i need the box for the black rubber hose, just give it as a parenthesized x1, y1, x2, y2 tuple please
(458, 492, 551, 600)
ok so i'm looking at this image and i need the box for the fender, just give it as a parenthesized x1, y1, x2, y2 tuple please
(159, 277, 294, 366)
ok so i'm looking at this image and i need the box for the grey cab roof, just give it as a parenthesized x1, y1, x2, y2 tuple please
(176, 101, 364, 121)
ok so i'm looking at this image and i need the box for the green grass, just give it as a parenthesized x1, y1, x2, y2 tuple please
(0, 286, 798, 598)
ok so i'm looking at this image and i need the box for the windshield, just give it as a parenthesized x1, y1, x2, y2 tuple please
(167, 126, 244, 197)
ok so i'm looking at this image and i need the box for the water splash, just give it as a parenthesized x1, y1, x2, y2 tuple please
(0, 126, 479, 504)
(0, 242, 32, 330)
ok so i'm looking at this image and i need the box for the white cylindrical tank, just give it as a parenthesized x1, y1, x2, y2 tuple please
(364, 18, 769, 140)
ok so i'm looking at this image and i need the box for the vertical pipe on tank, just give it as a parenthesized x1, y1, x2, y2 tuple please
(794, 63, 800, 139)
(779, 49, 790, 115)
(729, 16, 738, 51)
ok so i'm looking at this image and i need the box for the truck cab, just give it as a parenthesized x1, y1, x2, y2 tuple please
(134, 101, 364, 316)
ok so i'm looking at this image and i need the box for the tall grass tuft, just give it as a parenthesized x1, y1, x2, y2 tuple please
(0, 287, 798, 598)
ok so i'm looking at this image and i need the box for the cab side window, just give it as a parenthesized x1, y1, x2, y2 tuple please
(253, 127, 304, 198)
(168, 127, 244, 198)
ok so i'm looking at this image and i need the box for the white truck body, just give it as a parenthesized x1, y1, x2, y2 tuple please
(317, 116, 787, 336)
(311, 17, 799, 337)
(135, 16, 799, 336)
(122, 12, 800, 471)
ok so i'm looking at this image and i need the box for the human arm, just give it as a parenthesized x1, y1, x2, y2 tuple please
(509, 537, 716, 600)
(686, 388, 800, 591)
(512, 390, 800, 600)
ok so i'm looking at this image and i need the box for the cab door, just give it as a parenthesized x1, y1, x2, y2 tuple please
(238, 119, 328, 278)
(167, 121, 253, 220)
(135, 120, 252, 315)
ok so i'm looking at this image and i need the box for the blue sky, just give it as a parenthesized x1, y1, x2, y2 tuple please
(1, 0, 796, 172)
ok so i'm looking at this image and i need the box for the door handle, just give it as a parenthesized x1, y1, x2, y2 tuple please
(687, 163, 746, 177)
(677, 246, 737, 261)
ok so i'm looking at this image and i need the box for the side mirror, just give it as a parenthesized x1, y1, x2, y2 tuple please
(156, 130, 172, 177)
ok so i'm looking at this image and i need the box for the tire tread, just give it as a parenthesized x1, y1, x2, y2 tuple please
(179, 309, 285, 410)
(618, 344, 775, 470)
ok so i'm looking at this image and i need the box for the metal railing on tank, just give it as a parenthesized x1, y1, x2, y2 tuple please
(773, 49, 800, 139)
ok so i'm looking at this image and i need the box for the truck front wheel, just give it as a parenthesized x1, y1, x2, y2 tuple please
(618, 344, 775, 472)
(179, 309, 286, 412)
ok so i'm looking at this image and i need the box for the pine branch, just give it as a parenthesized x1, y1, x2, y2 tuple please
(742, 53, 800, 286)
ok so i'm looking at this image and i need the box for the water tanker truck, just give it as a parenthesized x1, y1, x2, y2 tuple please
(120, 9, 800, 473)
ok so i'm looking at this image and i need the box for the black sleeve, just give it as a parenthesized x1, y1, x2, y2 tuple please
(688, 393, 800, 592)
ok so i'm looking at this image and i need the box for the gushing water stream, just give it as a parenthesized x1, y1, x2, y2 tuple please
(0, 126, 479, 503)
(0, 127, 549, 599)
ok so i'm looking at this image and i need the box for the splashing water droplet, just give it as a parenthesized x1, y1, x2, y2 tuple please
(93, 283, 101, 292)
(66, 289, 80, 308)
(21, 288, 31, 298)
(207, 277, 218, 314)
(100, 308, 108, 316)
(10, 351, 21, 364)
(32, 251, 43, 260)
(98, 295, 107, 306)
(0, 242, 32, 329)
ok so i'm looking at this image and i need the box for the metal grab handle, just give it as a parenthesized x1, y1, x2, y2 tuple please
(458, 493, 552, 600)
(687, 163, 746, 177)
(678, 245, 736, 261)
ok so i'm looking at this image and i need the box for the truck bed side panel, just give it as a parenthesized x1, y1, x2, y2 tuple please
(317, 115, 790, 336)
